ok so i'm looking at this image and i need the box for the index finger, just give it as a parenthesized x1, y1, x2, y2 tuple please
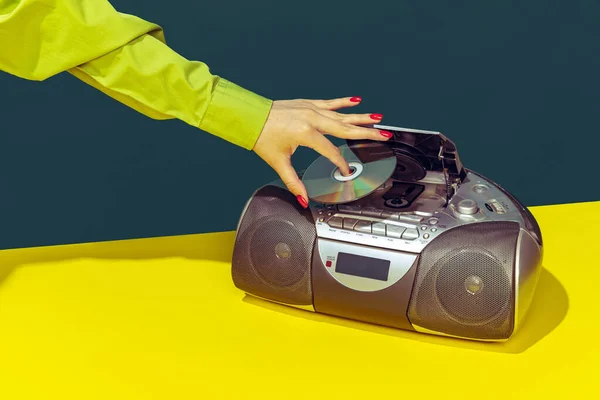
(303, 132, 351, 176)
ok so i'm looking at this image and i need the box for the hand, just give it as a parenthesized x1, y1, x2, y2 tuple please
(252, 96, 393, 208)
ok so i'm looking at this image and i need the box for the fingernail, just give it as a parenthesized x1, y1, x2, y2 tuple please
(380, 130, 393, 138)
(296, 195, 308, 209)
(350, 96, 362, 103)
(370, 113, 383, 120)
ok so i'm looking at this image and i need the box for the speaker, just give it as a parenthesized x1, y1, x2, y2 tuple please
(231, 174, 543, 342)
(407, 221, 520, 340)
(231, 185, 316, 306)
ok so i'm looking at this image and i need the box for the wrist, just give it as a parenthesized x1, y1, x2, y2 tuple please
(199, 78, 273, 150)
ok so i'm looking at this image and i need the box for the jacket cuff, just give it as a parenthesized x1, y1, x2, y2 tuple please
(199, 78, 273, 150)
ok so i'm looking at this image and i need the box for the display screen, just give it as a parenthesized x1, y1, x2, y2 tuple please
(335, 252, 391, 281)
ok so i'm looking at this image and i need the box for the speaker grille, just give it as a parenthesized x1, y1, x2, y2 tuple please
(407, 221, 520, 340)
(232, 185, 316, 305)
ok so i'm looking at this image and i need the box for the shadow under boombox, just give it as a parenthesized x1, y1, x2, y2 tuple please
(231, 124, 552, 344)
(241, 266, 568, 354)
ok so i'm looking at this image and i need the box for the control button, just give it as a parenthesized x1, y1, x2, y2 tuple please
(338, 204, 362, 214)
(423, 233, 430, 239)
(325, 260, 332, 267)
(402, 228, 419, 240)
(327, 216, 343, 229)
(386, 225, 405, 239)
(342, 218, 359, 229)
(428, 218, 439, 225)
(372, 222, 386, 236)
(361, 207, 382, 218)
(487, 199, 507, 214)
(420, 226, 427, 230)
(473, 184, 489, 194)
(319, 217, 324, 222)
(431, 228, 437, 232)
(456, 199, 479, 215)
(354, 220, 372, 233)
(399, 214, 424, 223)
(381, 211, 400, 220)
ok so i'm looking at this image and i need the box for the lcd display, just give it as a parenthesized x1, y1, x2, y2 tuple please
(335, 252, 391, 281)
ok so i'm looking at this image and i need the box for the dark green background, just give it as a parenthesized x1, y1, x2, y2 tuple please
(1, 0, 598, 250)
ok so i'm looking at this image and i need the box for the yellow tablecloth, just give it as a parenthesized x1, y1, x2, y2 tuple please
(1, 201, 599, 399)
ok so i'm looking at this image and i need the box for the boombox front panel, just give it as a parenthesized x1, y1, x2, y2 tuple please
(407, 221, 520, 340)
(311, 240, 420, 331)
(231, 139, 544, 342)
(231, 185, 316, 306)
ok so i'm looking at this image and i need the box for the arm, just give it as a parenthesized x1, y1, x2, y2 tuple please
(1, 0, 393, 207)
(0, 0, 272, 149)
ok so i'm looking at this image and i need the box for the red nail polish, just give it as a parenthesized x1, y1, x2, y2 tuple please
(296, 195, 308, 208)
(350, 96, 362, 103)
(370, 113, 383, 120)
(380, 130, 393, 138)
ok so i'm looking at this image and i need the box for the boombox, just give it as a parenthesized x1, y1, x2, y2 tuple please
(231, 124, 543, 342)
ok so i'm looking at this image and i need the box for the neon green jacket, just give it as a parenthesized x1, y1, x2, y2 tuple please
(0, 0, 273, 150)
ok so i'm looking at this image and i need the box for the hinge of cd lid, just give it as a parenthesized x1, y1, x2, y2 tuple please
(437, 139, 454, 160)
(437, 141, 446, 160)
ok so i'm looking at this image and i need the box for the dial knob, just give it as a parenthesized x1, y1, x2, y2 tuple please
(457, 199, 479, 215)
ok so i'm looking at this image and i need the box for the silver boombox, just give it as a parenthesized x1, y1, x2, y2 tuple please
(231, 124, 543, 342)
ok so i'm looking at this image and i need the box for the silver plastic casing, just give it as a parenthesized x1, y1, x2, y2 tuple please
(232, 124, 543, 342)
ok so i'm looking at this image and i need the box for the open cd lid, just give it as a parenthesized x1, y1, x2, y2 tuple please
(346, 124, 466, 180)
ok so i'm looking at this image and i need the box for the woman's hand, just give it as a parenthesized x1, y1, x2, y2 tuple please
(252, 96, 393, 208)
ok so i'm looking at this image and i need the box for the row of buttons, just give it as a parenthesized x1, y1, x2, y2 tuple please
(336, 205, 444, 227)
(336, 204, 427, 222)
(327, 216, 420, 240)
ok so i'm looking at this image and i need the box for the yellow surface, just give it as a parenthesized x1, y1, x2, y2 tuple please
(0, 201, 599, 399)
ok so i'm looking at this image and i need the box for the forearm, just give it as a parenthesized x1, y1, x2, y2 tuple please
(70, 32, 272, 150)
(0, 0, 272, 149)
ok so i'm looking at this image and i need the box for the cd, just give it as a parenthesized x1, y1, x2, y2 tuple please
(302, 141, 397, 204)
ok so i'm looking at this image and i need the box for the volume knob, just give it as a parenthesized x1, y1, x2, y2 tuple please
(456, 199, 479, 215)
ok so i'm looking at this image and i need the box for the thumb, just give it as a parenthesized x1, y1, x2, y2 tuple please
(273, 157, 309, 209)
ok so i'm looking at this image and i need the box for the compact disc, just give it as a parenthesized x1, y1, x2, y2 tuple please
(302, 141, 396, 204)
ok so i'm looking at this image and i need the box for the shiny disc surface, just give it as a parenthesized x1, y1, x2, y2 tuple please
(302, 142, 397, 204)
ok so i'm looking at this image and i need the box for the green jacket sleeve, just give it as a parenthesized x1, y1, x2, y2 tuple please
(0, 0, 272, 150)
